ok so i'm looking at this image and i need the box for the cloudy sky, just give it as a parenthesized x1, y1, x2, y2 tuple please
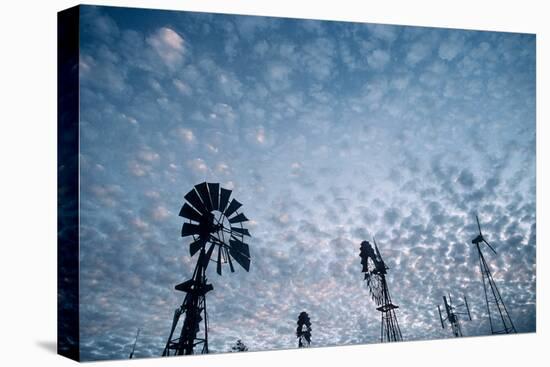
(77, 5, 536, 361)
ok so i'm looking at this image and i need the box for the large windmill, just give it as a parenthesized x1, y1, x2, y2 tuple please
(359, 239, 402, 342)
(296, 312, 312, 348)
(162, 182, 252, 356)
(471, 215, 516, 334)
(437, 294, 472, 337)
(472, 215, 516, 334)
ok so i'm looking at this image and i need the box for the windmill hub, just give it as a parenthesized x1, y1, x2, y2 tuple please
(205, 211, 230, 244)
(472, 234, 483, 245)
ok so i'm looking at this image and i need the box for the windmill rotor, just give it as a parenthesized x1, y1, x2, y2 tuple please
(179, 182, 251, 275)
(472, 215, 496, 254)
(359, 240, 386, 305)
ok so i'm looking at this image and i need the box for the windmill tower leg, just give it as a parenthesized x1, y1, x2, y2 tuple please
(476, 244, 516, 334)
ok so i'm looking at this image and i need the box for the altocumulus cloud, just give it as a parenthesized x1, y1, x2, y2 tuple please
(77, 5, 535, 361)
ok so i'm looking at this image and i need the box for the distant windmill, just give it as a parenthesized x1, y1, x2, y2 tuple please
(129, 328, 140, 359)
(437, 294, 472, 337)
(359, 239, 403, 342)
(471, 215, 516, 334)
(162, 182, 252, 356)
(296, 312, 312, 348)
(230, 339, 249, 352)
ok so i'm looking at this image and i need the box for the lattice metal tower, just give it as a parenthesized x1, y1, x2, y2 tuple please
(359, 239, 403, 342)
(162, 182, 252, 356)
(471, 215, 516, 335)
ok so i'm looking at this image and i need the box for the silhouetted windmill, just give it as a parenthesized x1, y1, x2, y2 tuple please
(296, 312, 312, 348)
(359, 239, 402, 342)
(230, 339, 248, 352)
(437, 294, 472, 337)
(162, 182, 252, 356)
(129, 328, 140, 359)
(471, 215, 516, 334)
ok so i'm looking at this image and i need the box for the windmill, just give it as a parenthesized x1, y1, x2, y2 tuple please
(437, 294, 472, 337)
(230, 339, 249, 352)
(471, 215, 516, 334)
(359, 239, 402, 342)
(129, 328, 140, 359)
(296, 312, 312, 348)
(162, 182, 252, 356)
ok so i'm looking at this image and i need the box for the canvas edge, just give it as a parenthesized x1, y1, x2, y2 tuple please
(57, 4, 81, 362)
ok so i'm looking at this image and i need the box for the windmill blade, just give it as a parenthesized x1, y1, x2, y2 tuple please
(185, 188, 208, 214)
(216, 245, 222, 275)
(229, 246, 250, 271)
(179, 203, 203, 223)
(224, 199, 242, 218)
(373, 238, 387, 269)
(207, 183, 220, 210)
(476, 215, 482, 235)
(230, 238, 250, 258)
(438, 305, 445, 329)
(483, 239, 497, 255)
(226, 247, 235, 272)
(182, 222, 201, 237)
(228, 212, 248, 224)
(443, 296, 451, 317)
(219, 188, 232, 213)
(189, 238, 206, 256)
(464, 295, 472, 321)
(194, 182, 213, 212)
(231, 227, 251, 236)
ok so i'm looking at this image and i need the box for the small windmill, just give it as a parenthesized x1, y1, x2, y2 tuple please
(471, 215, 516, 334)
(162, 182, 252, 356)
(128, 328, 140, 359)
(437, 294, 472, 337)
(359, 239, 402, 342)
(296, 312, 312, 348)
(230, 339, 248, 352)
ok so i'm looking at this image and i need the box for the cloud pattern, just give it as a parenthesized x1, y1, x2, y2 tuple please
(77, 6, 536, 361)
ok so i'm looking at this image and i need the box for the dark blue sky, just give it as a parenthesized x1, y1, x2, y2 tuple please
(77, 5, 536, 361)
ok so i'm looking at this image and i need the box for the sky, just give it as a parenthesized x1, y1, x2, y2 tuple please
(77, 5, 536, 361)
